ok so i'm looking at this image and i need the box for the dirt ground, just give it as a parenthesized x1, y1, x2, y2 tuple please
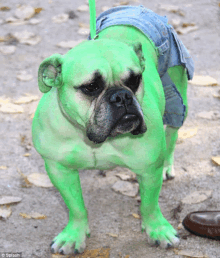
(0, 0, 220, 257)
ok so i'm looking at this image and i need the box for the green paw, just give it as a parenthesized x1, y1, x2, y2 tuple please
(51, 221, 90, 255)
(142, 217, 180, 249)
(163, 164, 175, 181)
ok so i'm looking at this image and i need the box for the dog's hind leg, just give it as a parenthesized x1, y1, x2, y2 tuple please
(163, 66, 188, 181)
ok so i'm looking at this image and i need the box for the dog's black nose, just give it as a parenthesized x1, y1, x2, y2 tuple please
(109, 89, 133, 107)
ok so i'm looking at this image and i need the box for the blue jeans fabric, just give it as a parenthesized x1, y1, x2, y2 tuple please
(88, 5, 194, 127)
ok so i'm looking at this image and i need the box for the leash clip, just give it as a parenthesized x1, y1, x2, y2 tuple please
(92, 34, 99, 40)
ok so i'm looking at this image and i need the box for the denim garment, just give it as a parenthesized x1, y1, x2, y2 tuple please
(88, 5, 194, 127)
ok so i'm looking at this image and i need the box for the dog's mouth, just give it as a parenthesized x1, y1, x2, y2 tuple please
(109, 114, 141, 137)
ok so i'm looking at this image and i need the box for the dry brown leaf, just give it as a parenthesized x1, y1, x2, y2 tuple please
(0, 166, 7, 170)
(17, 168, 32, 188)
(14, 5, 35, 20)
(13, 30, 41, 45)
(16, 71, 33, 82)
(29, 212, 47, 219)
(197, 111, 220, 120)
(102, 6, 111, 12)
(27, 173, 53, 187)
(176, 26, 199, 35)
(181, 190, 212, 204)
(13, 95, 39, 104)
(107, 233, 118, 238)
(0, 102, 24, 113)
(113, 1, 130, 6)
(56, 39, 83, 49)
(78, 28, 90, 36)
(0, 46, 16, 55)
(178, 128, 197, 140)
(0, 97, 10, 104)
(115, 173, 131, 181)
(77, 5, 89, 12)
(189, 75, 218, 86)
(52, 13, 69, 23)
(212, 157, 220, 166)
(79, 22, 90, 28)
(112, 181, 139, 197)
(182, 22, 196, 27)
(29, 18, 42, 25)
(19, 213, 31, 219)
(132, 213, 140, 219)
(23, 153, 31, 157)
(34, 7, 43, 14)
(52, 247, 110, 258)
(0, 208, 12, 219)
(0, 6, 10, 11)
(0, 196, 22, 205)
(174, 249, 208, 258)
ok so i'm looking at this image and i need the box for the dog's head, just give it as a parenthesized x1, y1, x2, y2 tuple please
(38, 39, 147, 144)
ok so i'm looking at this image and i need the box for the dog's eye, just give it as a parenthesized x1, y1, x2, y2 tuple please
(125, 73, 142, 92)
(81, 83, 102, 96)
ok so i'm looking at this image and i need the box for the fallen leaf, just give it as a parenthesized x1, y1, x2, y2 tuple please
(34, 7, 43, 14)
(113, 1, 130, 6)
(197, 111, 220, 120)
(182, 22, 196, 27)
(52, 13, 69, 23)
(158, 4, 185, 16)
(212, 157, 220, 166)
(0, 196, 22, 205)
(0, 6, 10, 11)
(29, 18, 42, 25)
(170, 18, 182, 29)
(107, 233, 118, 238)
(174, 249, 208, 258)
(13, 95, 39, 104)
(14, 5, 35, 20)
(16, 71, 33, 82)
(27, 173, 53, 187)
(181, 190, 212, 204)
(56, 39, 83, 49)
(13, 30, 41, 45)
(20, 212, 46, 219)
(0, 208, 12, 219)
(132, 213, 140, 219)
(52, 247, 110, 258)
(102, 6, 111, 12)
(111, 181, 139, 197)
(79, 22, 90, 28)
(17, 168, 32, 188)
(77, 5, 89, 12)
(0, 103, 24, 113)
(177, 223, 183, 230)
(176, 26, 199, 35)
(0, 45, 16, 55)
(116, 174, 131, 181)
(178, 128, 198, 140)
(189, 75, 218, 86)
(0, 166, 7, 169)
(23, 153, 31, 157)
(78, 28, 90, 36)
(0, 97, 10, 104)
(19, 213, 31, 219)
(213, 90, 220, 99)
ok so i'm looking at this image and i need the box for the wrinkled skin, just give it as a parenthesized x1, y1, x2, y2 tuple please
(32, 25, 188, 255)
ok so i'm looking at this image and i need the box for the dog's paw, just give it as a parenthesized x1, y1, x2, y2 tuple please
(163, 165, 175, 181)
(142, 217, 180, 249)
(50, 221, 90, 255)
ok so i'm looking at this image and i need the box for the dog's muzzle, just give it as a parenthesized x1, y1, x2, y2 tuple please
(86, 88, 147, 144)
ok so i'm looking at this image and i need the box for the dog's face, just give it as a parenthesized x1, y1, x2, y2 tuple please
(38, 39, 147, 143)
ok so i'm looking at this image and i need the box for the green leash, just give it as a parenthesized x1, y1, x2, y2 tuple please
(89, 0, 98, 40)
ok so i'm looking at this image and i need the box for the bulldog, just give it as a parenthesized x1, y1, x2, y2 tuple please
(32, 5, 193, 255)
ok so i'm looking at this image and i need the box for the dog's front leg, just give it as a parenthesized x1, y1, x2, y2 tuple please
(44, 158, 90, 255)
(136, 165, 180, 249)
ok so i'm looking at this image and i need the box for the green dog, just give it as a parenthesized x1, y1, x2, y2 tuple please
(32, 6, 192, 255)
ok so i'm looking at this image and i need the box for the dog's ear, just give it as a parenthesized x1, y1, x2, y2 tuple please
(38, 54, 63, 93)
(132, 43, 145, 73)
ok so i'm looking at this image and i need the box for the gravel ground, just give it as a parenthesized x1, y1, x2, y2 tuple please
(0, 0, 220, 258)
